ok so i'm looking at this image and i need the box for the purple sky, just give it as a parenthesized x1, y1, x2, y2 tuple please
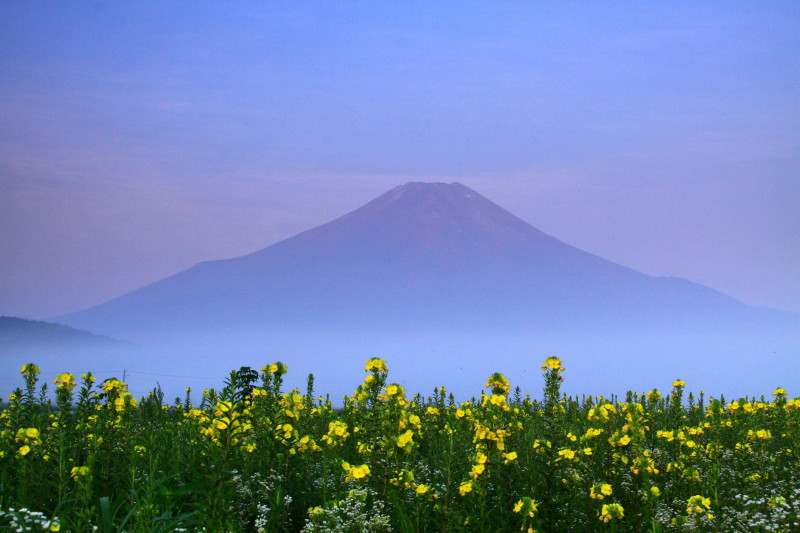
(1, 1, 799, 319)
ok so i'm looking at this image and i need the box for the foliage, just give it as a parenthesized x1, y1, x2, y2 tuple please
(1, 360, 799, 531)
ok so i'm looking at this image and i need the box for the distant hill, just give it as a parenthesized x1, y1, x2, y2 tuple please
(0, 316, 127, 349)
(0, 316, 135, 396)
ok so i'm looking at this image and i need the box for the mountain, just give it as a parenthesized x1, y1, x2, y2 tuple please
(56, 182, 797, 339)
(48, 182, 798, 400)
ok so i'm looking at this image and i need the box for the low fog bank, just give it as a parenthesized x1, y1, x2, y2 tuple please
(4, 327, 796, 405)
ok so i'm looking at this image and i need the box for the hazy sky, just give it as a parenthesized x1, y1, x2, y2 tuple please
(1, 1, 799, 319)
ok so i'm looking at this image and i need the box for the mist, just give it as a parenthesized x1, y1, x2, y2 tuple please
(5, 324, 795, 407)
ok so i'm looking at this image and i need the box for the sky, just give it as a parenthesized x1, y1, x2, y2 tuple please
(1, 1, 799, 320)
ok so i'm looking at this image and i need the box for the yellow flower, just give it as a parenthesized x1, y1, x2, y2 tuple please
(672, 379, 686, 388)
(470, 464, 485, 478)
(350, 464, 370, 479)
(773, 387, 787, 397)
(485, 372, 510, 394)
(416, 484, 431, 495)
(53, 373, 77, 391)
(21, 363, 40, 375)
(601, 484, 613, 496)
(513, 497, 538, 517)
(397, 430, 414, 450)
(557, 448, 576, 460)
(541, 357, 564, 371)
(686, 495, 712, 514)
(650, 486, 661, 497)
(342, 461, 370, 480)
(364, 358, 388, 373)
(599, 503, 624, 523)
(18, 445, 31, 456)
(488, 394, 507, 407)
(328, 421, 349, 438)
(71, 465, 90, 481)
(459, 481, 473, 496)
(503, 451, 518, 463)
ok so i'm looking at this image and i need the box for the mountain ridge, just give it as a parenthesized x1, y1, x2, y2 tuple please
(0, 316, 128, 348)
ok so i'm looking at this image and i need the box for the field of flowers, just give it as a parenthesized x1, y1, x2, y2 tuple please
(1, 357, 799, 532)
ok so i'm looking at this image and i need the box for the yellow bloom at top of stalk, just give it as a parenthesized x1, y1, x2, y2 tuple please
(364, 358, 388, 373)
(20, 363, 40, 376)
(773, 387, 787, 397)
(101, 378, 128, 393)
(672, 379, 686, 388)
(261, 362, 287, 374)
(485, 372, 510, 394)
(541, 357, 564, 372)
(53, 373, 77, 392)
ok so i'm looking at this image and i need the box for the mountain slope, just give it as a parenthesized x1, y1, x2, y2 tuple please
(56, 182, 797, 340)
